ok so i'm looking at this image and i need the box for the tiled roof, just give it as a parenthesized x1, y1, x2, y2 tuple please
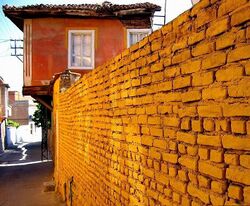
(3, 1, 161, 30)
(3, 1, 160, 13)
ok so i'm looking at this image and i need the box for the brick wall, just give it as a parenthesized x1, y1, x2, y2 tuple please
(53, 0, 250, 205)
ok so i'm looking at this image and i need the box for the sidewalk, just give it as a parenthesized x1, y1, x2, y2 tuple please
(0, 142, 65, 206)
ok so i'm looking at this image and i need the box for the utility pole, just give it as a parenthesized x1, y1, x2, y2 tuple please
(10, 39, 23, 63)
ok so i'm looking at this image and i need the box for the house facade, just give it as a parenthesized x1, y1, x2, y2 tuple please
(3, 2, 160, 109)
(0, 76, 10, 152)
(8, 91, 42, 143)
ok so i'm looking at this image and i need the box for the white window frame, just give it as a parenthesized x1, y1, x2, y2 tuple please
(68, 30, 95, 69)
(127, 29, 151, 48)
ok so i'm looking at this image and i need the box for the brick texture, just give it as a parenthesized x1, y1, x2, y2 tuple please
(53, 0, 250, 205)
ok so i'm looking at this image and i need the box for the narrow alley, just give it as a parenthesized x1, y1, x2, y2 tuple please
(0, 142, 65, 206)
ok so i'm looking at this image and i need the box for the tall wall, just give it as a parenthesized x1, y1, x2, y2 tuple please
(54, 0, 250, 205)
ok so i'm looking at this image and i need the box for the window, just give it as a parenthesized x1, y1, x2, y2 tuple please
(127, 29, 151, 48)
(68, 30, 95, 69)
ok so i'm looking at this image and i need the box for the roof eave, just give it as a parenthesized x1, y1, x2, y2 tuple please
(3, 5, 161, 32)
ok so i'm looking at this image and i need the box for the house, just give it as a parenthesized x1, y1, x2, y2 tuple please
(0, 76, 10, 152)
(8, 91, 42, 143)
(3, 2, 161, 110)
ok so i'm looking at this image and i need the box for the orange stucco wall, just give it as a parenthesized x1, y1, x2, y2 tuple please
(31, 18, 125, 86)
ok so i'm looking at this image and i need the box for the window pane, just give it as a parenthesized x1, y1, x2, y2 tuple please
(129, 31, 149, 47)
(71, 34, 81, 66)
(82, 34, 92, 67)
(69, 31, 94, 68)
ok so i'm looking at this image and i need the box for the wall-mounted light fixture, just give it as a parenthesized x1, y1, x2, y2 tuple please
(59, 69, 81, 93)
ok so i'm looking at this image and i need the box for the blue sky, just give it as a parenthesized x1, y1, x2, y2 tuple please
(0, 0, 192, 92)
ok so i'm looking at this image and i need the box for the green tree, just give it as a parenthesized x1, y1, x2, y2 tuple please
(7, 119, 20, 128)
(32, 103, 51, 129)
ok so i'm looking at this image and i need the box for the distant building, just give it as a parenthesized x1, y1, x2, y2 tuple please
(8, 91, 41, 143)
(0, 76, 10, 152)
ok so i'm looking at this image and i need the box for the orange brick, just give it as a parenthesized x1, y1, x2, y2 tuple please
(158, 105, 172, 114)
(198, 105, 222, 117)
(210, 150, 223, 163)
(192, 119, 203, 132)
(202, 87, 227, 100)
(223, 104, 250, 117)
(152, 72, 164, 82)
(173, 76, 191, 89)
(202, 51, 226, 70)
(170, 179, 187, 194)
(187, 146, 198, 156)
(164, 66, 180, 78)
(178, 144, 187, 154)
(240, 155, 250, 169)
(228, 45, 250, 62)
(211, 181, 227, 194)
(141, 135, 153, 146)
(163, 153, 178, 164)
(231, 4, 250, 26)
(198, 175, 210, 188)
(216, 32, 236, 50)
(169, 167, 177, 177)
(206, 17, 229, 37)
(178, 106, 197, 118)
(192, 42, 214, 57)
(162, 23, 173, 35)
(180, 59, 201, 74)
(178, 170, 188, 182)
(216, 64, 244, 81)
(226, 166, 250, 185)
(244, 187, 250, 203)
(172, 37, 187, 52)
(181, 90, 201, 103)
(192, 71, 214, 86)
(188, 30, 205, 45)
(228, 79, 250, 97)
(197, 134, 221, 147)
(164, 117, 180, 127)
(149, 148, 161, 160)
(151, 39, 162, 52)
(148, 116, 161, 125)
(231, 120, 246, 134)
(199, 161, 225, 179)
(228, 185, 243, 200)
(181, 118, 191, 130)
(155, 172, 169, 185)
(178, 156, 198, 170)
(222, 135, 250, 150)
(218, 0, 248, 16)
(203, 119, 214, 131)
(187, 184, 210, 204)
(172, 49, 191, 64)
(198, 148, 209, 160)
(153, 139, 167, 149)
(150, 127, 163, 137)
(224, 153, 239, 165)
(196, 6, 216, 28)
(210, 194, 225, 206)
(151, 62, 164, 72)
(177, 131, 196, 145)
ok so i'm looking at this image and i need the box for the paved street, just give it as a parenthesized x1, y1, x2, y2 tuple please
(0, 142, 65, 206)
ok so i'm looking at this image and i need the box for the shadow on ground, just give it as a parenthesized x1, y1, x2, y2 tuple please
(0, 142, 65, 206)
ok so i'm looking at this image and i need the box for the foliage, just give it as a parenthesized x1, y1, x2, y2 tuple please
(32, 103, 51, 129)
(7, 119, 20, 128)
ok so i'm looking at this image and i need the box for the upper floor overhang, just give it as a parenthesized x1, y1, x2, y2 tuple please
(3, 2, 161, 31)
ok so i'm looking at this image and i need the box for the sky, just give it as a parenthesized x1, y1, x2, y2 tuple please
(0, 0, 192, 92)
